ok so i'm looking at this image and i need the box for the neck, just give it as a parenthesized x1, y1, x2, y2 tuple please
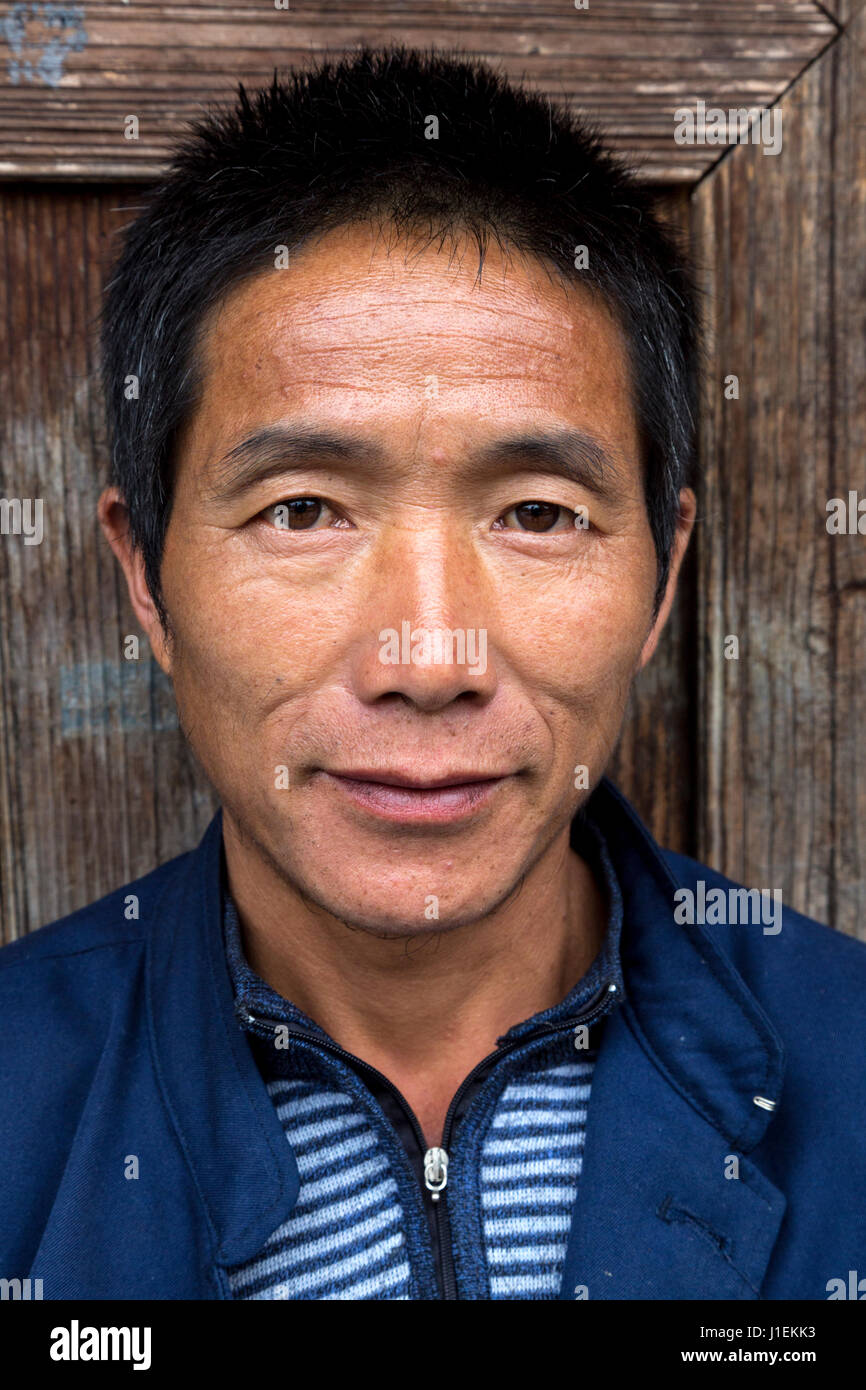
(222, 814, 608, 1141)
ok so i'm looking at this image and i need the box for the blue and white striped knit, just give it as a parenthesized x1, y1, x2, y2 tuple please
(479, 1056, 595, 1298)
(223, 815, 623, 1300)
(229, 1073, 414, 1300)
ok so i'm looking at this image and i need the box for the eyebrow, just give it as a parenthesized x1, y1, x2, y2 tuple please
(204, 426, 382, 500)
(469, 429, 625, 503)
(204, 423, 626, 505)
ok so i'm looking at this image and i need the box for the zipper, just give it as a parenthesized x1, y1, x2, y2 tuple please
(244, 976, 618, 1299)
(428, 976, 617, 1299)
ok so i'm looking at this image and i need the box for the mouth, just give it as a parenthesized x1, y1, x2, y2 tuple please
(320, 768, 510, 824)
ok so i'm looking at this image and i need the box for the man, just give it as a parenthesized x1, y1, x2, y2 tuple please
(1, 46, 864, 1302)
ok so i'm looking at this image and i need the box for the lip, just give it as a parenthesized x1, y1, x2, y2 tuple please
(322, 769, 509, 824)
(328, 768, 507, 789)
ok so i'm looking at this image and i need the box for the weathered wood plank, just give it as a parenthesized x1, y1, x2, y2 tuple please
(692, 8, 866, 938)
(826, 6, 866, 936)
(818, 1, 859, 26)
(0, 186, 219, 942)
(608, 185, 696, 854)
(0, 0, 835, 184)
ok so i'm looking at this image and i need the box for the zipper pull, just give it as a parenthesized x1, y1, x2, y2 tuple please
(424, 1146, 449, 1202)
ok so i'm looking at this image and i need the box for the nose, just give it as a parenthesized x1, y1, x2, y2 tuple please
(351, 522, 498, 713)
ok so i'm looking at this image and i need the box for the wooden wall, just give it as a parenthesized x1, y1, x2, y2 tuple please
(692, 4, 866, 939)
(0, 185, 219, 936)
(2, 0, 864, 942)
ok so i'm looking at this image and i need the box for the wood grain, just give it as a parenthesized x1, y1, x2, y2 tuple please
(692, 7, 866, 938)
(608, 185, 697, 854)
(0, 185, 219, 942)
(819, 1, 859, 26)
(0, 0, 836, 184)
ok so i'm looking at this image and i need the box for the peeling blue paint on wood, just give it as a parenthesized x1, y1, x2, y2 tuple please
(60, 660, 180, 736)
(2, 3, 87, 87)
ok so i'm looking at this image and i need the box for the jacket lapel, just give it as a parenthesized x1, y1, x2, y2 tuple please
(144, 809, 302, 1270)
(30, 811, 302, 1297)
(560, 780, 787, 1299)
(559, 1006, 786, 1299)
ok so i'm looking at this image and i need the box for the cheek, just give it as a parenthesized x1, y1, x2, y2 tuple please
(505, 555, 654, 707)
(158, 534, 259, 707)
(159, 538, 351, 720)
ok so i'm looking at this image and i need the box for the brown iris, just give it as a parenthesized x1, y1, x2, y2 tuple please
(278, 498, 323, 529)
(512, 501, 561, 532)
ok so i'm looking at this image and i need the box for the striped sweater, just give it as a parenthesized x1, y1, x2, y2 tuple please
(223, 812, 624, 1300)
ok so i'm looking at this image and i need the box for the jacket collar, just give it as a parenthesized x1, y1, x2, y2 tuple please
(585, 778, 785, 1153)
(147, 777, 786, 1285)
(559, 779, 786, 1299)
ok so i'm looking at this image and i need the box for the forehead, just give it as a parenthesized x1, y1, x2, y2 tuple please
(185, 223, 640, 461)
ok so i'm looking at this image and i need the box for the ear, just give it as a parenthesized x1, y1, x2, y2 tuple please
(637, 487, 697, 671)
(97, 487, 173, 674)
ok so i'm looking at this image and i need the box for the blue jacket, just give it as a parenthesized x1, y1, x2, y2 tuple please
(1, 778, 864, 1300)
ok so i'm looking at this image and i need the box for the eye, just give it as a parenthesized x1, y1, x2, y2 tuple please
(261, 497, 336, 531)
(495, 501, 584, 533)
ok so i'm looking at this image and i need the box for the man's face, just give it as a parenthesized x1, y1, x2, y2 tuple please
(109, 224, 692, 934)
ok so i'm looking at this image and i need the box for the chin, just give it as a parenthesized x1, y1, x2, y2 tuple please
(299, 861, 519, 937)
